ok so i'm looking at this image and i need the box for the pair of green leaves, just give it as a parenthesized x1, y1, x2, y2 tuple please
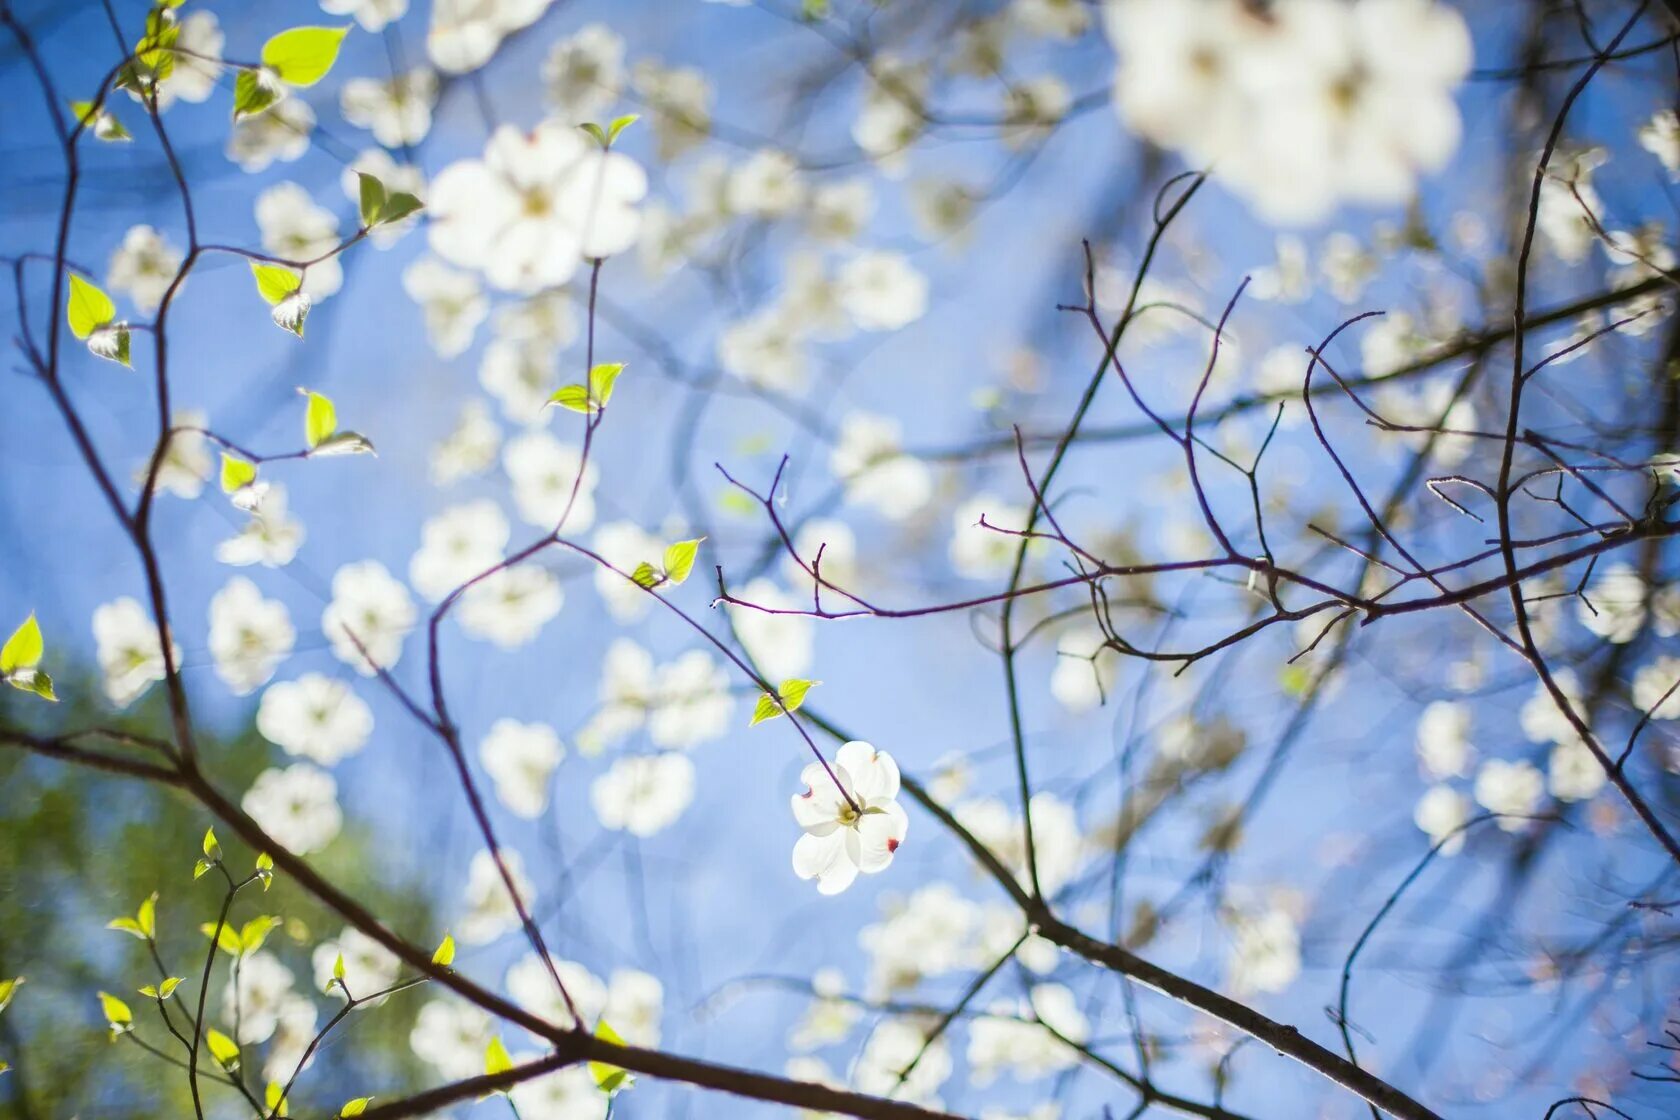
(115, 5, 181, 93)
(579, 114, 639, 149)
(630, 537, 704, 591)
(138, 976, 183, 1001)
(67, 274, 130, 367)
(234, 26, 350, 121)
(1, 613, 55, 702)
(250, 261, 311, 338)
(69, 99, 131, 142)
(200, 914, 279, 959)
(300, 387, 375, 457)
(750, 678, 819, 726)
(549, 362, 625, 416)
(355, 172, 424, 230)
(106, 893, 158, 941)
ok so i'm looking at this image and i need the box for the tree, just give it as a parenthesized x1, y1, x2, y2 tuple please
(0, 1, 1678, 1119)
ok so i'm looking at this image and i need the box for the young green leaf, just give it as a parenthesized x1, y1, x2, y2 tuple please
(630, 561, 660, 589)
(589, 361, 625, 407)
(98, 991, 133, 1030)
(232, 68, 279, 120)
(266, 1082, 290, 1117)
(378, 192, 424, 225)
(87, 323, 132, 367)
(192, 858, 212, 881)
(484, 1036, 513, 1080)
(339, 1098, 372, 1118)
(331, 952, 346, 985)
(157, 976, 182, 999)
(200, 923, 243, 957)
(219, 453, 257, 496)
(250, 261, 302, 306)
(661, 538, 703, 585)
(579, 122, 608, 147)
(271, 291, 312, 338)
(750, 679, 820, 726)
(1, 615, 43, 675)
(431, 933, 456, 967)
(356, 172, 386, 228)
(66, 274, 115, 340)
(261, 26, 350, 88)
(605, 114, 640, 146)
(202, 826, 221, 861)
(0, 978, 22, 1014)
(206, 1027, 241, 1071)
(69, 100, 131, 141)
(588, 1019, 635, 1096)
(301, 389, 337, 448)
(106, 917, 146, 939)
(136, 893, 156, 939)
(307, 430, 375, 457)
(240, 916, 279, 955)
(255, 852, 274, 891)
(548, 384, 592, 414)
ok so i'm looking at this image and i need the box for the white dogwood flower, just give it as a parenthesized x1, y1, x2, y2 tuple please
(322, 560, 417, 675)
(107, 225, 183, 314)
(93, 596, 177, 708)
(242, 763, 343, 854)
(591, 753, 696, 836)
(480, 719, 564, 819)
(428, 121, 648, 291)
(257, 674, 374, 766)
(409, 500, 510, 602)
(208, 577, 295, 696)
(791, 741, 908, 895)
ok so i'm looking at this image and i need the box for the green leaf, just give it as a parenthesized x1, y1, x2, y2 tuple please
(219, 453, 257, 495)
(240, 915, 279, 955)
(202, 826, 221, 861)
(750, 679, 820, 726)
(548, 384, 592, 414)
(266, 1082, 290, 1117)
(579, 122, 608, 147)
(232, 69, 280, 120)
(200, 923, 242, 957)
(157, 976, 182, 999)
(484, 1036, 513, 1080)
(0, 978, 22, 1014)
(261, 26, 350, 88)
(206, 1027, 241, 1071)
(192, 859, 211, 881)
(69, 100, 131, 141)
(271, 291, 312, 338)
(378, 192, 424, 224)
(339, 1098, 372, 1118)
(106, 917, 145, 939)
(605, 114, 640, 146)
(1, 615, 42, 674)
(431, 934, 455, 967)
(661, 538, 703, 585)
(136, 893, 156, 939)
(250, 261, 301, 306)
(15, 669, 56, 702)
(307, 430, 375, 457)
(98, 991, 133, 1030)
(589, 1019, 635, 1096)
(588, 361, 624, 408)
(255, 852, 274, 891)
(66, 274, 114, 340)
(88, 323, 131, 367)
(630, 562, 660, 589)
(331, 952, 346, 985)
(356, 172, 386, 228)
(301, 389, 337, 448)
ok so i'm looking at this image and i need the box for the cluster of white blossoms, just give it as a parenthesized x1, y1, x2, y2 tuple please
(1224, 896, 1304, 995)
(791, 742, 909, 895)
(1104, 0, 1472, 224)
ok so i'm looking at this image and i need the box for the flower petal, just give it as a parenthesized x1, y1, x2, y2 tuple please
(855, 802, 907, 873)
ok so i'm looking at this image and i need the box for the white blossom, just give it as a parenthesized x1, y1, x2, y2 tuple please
(1473, 758, 1545, 830)
(791, 741, 908, 895)
(208, 577, 294, 696)
(341, 67, 438, 148)
(258, 674, 374, 766)
(93, 596, 176, 708)
(321, 560, 417, 675)
(480, 719, 564, 819)
(242, 763, 343, 854)
(591, 753, 696, 836)
(460, 848, 536, 944)
(504, 431, 598, 530)
(107, 225, 182, 314)
(1413, 784, 1470, 854)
